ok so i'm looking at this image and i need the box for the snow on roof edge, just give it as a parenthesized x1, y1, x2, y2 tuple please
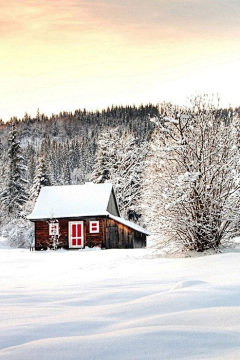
(27, 211, 110, 221)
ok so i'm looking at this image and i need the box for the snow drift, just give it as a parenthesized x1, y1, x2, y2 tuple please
(0, 244, 240, 359)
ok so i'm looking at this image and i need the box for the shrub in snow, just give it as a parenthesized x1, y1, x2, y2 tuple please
(48, 219, 62, 250)
(3, 219, 34, 248)
(143, 96, 240, 252)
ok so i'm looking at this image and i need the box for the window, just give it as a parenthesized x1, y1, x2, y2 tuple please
(89, 221, 99, 233)
(49, 223, 59, 236)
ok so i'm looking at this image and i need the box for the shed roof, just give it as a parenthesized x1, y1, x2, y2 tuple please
(108, 214, 150, 236)
(28, 183, 118, 220)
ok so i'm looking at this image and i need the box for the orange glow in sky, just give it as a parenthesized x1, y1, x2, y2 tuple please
(1, 0, 240, 120)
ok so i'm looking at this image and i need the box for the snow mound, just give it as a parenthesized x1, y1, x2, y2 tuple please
(79, 246, 101, 251)
(171, 280, 208, 290)
(1, 327, 240, 360)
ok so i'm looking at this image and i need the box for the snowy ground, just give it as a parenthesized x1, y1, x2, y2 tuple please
(0, 241, 240, 360)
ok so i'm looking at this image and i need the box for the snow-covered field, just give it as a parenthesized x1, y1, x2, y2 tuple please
(0, 241, 240, 360)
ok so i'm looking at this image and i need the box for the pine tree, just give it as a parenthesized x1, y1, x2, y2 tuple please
(62, 142, 72, 185)
(62, 162, 71, 185)
(30, 155, 52, 201)
(1, 122, 28, 218)
(91, 130, 116, 183)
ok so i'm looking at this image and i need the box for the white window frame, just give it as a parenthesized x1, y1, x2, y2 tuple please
(89, 221, 99, 233)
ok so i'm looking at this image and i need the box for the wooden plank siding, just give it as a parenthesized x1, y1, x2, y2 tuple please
(35, 217, 105, 250)
(34, 216, 146, 250)
(105, 218, 146, 249)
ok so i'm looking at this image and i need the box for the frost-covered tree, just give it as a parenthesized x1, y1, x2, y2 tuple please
(30, 155, 52, 201)
(143, 97, 240, 252)
(91, 130, 117, 183)
(112, 132, 148, 220)
(62, 162, 71, 185)
(91, 128, 147, 220)
(1, 122, 28, 218)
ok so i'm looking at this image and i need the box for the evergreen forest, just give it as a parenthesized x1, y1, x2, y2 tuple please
(1, 100, 240, 253)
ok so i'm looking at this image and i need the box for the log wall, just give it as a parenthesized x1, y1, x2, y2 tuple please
(105, 218, 146, 249)
(34, 217, 146, 250)
(35, 217, 104, 250)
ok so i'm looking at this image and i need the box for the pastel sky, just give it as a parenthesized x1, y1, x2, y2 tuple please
(1, 0, 240, 120)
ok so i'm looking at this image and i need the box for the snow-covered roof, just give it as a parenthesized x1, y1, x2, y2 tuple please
(28, 183, 115, 220)
(108, 214, 151, 236)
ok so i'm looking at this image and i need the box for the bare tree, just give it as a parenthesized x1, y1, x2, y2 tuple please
(143, 97, 240, 252)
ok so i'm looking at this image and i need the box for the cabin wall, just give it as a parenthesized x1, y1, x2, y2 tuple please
(34, 217, 146, 250)
(85, 218, 104, 247)
(35, 217, 105, 250)
(105, 219, 146, 249)
(133, 231, 147, 248)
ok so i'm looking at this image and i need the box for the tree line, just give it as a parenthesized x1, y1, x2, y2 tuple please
(0, 99, 240, 253)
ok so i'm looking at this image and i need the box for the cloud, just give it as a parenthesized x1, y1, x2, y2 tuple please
(0, 1, 96, 42)
(2, 0, 240, 44)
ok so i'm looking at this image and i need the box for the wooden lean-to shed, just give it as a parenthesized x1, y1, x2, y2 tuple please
(27, 183, 149, 250)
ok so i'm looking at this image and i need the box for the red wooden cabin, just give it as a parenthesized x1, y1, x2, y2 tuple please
(28, 183, 149, 250)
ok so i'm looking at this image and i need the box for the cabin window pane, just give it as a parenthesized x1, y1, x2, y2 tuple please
(72, 224, 76, 237)
(90, 221, 99, 233)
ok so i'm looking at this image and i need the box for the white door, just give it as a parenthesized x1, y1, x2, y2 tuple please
(69, 221, 84, 248)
